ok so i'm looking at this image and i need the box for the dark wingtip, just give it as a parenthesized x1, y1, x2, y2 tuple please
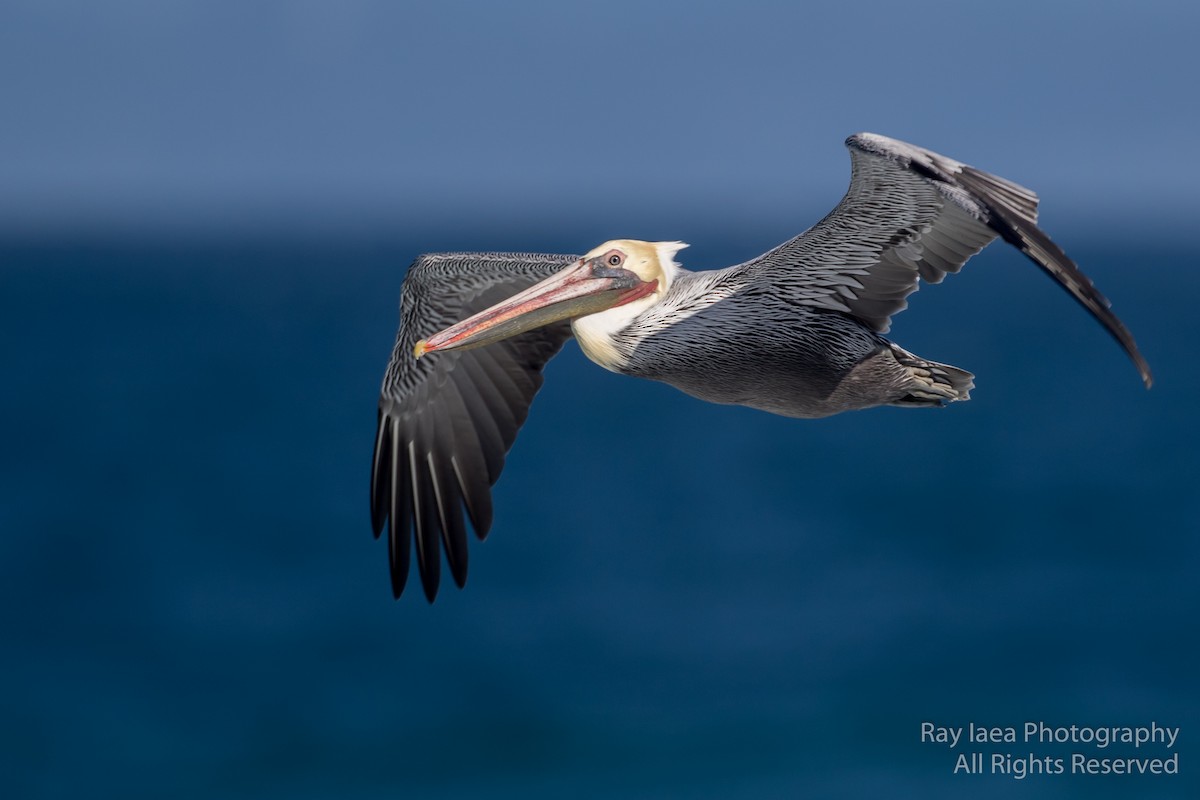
(387, 516, 410, 600)
(952, 167, 1154, 393)
(389, 561, 407, 599)
(414, 462, 442, 602)
(420, 569, 440, 603)
(387, 421, 413, 599)
(474, 517, 493, 542)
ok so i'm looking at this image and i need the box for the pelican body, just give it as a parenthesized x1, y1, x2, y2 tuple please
(371, 133, 1151, 601)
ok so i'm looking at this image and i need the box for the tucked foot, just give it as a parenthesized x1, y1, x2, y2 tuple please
(889, 346, 974, 407)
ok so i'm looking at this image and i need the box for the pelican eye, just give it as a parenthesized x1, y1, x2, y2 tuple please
(607, 253, 623, 267)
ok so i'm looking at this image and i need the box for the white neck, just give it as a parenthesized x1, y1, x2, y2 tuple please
(572, 258, 680, 372)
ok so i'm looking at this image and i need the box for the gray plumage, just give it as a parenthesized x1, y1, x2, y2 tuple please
(371, 253, 577, 600)
(371, 133, 1151, 600)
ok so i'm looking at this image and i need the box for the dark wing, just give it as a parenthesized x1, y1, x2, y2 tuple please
(370, 252, 579, 601)
(737, 132, 1151, 386)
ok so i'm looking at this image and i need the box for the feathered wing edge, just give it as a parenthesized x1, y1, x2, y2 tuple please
(737, 133, 1151, 387)
(851, 133, 1152, 387)
(371, 253, 577, 601)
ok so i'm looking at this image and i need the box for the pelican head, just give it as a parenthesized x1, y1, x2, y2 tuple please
(415, 239, 685, 358)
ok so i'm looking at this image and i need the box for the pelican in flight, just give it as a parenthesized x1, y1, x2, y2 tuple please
(371, 133, 1152, 601)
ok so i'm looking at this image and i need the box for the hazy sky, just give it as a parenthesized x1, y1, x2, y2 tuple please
(2, 0, 1196, 237)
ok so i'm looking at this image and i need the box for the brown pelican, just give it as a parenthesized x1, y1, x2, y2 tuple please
(371, 133, 1152, 601)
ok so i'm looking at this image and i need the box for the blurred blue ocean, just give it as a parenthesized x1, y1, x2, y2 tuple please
(1, 227, 1196, 799)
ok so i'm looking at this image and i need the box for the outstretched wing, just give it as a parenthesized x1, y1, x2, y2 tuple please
(738, 132, 1151, 386)
(371, 252, 579, 601)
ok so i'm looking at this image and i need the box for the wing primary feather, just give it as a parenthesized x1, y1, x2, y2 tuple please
(454, 357, 515, 483)
(469, 348, 527, 434)
(439, 375, 496, 537)
(387, 419, 411, 599)
(370, 409, 392, 538)
(452, 452, 493, 540)
(410, 437, 442, 603)
(955, 169, 1153, 388)
(426, 413, 470, 588)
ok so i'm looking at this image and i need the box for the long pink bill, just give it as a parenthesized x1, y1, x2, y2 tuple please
(415, 259, 655, 357)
